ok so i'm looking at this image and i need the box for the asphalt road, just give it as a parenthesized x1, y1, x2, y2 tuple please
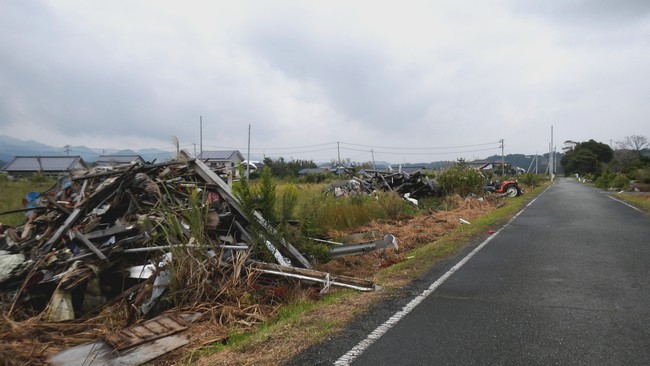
(288, 178, 650, 365)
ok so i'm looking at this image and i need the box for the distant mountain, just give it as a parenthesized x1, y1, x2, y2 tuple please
(0, 135, 69, 163)
(0, 135, 174, 166)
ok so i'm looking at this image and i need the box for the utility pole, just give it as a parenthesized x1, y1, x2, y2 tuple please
(247, 124, 251, 179)
(371, 149, 376, 170)
(535, 152, 538, 174)
(193, 143, 197, 157)
(550, 125, 554, 179)
(500, 139, 505, 176)
(200, 116, 203, 157)
(64, 145, 70, 156)
(337, 142, 341, 166)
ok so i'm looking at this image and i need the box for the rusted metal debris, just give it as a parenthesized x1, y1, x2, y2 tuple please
(326, 170, 439, 200)
(0, 150, 377, 324)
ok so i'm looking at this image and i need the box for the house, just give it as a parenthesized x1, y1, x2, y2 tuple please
(2, 155, 88, 178)
(562, 140, 578, 152)
(198, 150, 244, 172)
(96, 154, 145, 166)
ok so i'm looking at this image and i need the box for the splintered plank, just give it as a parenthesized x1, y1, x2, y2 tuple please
(103, 312, 201, 351)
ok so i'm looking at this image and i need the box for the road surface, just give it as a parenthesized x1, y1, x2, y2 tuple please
(288, 178, 650, 365)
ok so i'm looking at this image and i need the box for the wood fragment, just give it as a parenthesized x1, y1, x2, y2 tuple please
(73, 230, 109, 263)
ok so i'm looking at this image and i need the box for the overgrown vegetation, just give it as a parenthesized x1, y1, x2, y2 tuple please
(262, 157, 318, 179)
(562, 135, 650, 191)
(436, 160, 485, 197)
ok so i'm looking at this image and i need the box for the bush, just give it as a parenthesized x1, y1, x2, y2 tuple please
(519, 173, 541, 187)
(437, 165, 484, 197)
(637, 168, 650, 184)
(302, 172, 333, 184)
(594, 171, 629, 190)
(595, 171, 615, 189)
(611, 173, 630, 190)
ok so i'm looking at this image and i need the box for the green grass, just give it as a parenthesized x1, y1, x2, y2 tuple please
(0, 179, 56, 226)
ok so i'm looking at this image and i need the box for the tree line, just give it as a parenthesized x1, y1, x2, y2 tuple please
(561, 135, 650, 189)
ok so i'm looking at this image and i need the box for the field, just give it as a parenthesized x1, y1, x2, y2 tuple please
(0, 178, 55, 226)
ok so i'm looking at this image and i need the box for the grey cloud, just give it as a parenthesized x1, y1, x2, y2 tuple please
(513, 0, 650, 25)
(241, 22, 433, 131)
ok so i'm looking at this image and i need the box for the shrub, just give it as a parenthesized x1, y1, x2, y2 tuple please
(302, 172, 333, 184)
(637, 168, 650, 184)
(519, 173, 541, 187)
(595, 171, 615, 189)
(258, 166, 277, 224)
(610, 173, 630, 190)
(437, 164, 484, 197)
(278, 184, 299, 225)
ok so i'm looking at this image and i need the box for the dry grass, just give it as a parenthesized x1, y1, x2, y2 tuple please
(187, 196, 500, 366)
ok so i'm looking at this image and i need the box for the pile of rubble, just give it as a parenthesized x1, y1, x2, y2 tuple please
(0, 150, 382, 364)
(326, 170, 439, 201)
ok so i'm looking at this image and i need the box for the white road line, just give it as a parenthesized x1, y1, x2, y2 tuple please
(334, 188, 550, 366)
(608, 196, 644, 213)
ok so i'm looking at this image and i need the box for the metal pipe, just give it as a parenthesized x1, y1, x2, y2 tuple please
(121, 244, 249, 253)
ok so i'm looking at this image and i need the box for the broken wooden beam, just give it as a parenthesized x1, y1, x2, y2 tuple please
(73, 230, 110, 263)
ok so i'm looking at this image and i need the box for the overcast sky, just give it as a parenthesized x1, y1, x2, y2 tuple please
(1, 0, 649, 163)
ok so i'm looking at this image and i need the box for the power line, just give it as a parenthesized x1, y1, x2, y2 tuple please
(260, 147, 338, 157)
(202, 142, 336, 151)
(339, 141, 501, 150)
(340, 146, 499, 156)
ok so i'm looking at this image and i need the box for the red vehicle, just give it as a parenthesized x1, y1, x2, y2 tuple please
(484, 179, 523, 197)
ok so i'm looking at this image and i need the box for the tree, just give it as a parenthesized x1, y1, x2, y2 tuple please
(562, 149, 601, 175)
(617, 135, 648, 151)
(258, 166, 277, 224)
(263, 157, 317, 178)
(577, 140, 613, 163)
(609, 149, 642, 174)
(561, 139, 613, 176)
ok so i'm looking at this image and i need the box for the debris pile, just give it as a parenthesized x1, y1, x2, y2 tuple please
(0, 150, 379, 363)
(326, 170, 439, 200)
